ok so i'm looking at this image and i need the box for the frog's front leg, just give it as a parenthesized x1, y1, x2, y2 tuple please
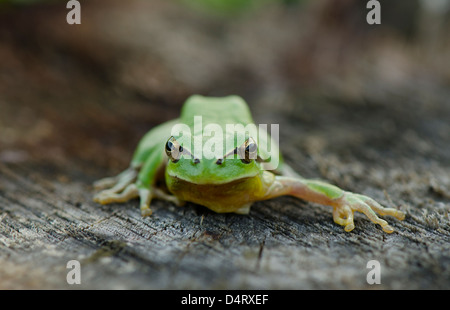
(93, 165, 139, 191)
(93, 150, 184, 217)
(263, 174, 405, 233)
(93, 165, 140, 204)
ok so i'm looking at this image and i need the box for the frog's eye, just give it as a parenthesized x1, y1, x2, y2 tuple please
(216, 137, 258, 165)
(165, 136, 182, 163)
(239, 137, 258, 164)
(165, 136, 199, 164)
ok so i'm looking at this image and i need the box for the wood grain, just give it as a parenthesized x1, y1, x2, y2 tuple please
(0, 0, 448, 290)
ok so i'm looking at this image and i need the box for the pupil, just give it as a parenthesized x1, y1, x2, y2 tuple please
(166, 141, 173, 152)
(246, 143, 257, 153)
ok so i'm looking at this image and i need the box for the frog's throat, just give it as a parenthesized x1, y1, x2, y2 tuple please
(165, 174, 270, 213)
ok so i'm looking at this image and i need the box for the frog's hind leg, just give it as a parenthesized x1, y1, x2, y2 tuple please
(263, 174, 405, 233)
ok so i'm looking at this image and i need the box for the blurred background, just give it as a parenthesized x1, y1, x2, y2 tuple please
(0, 0, 449, 290)
(0, 0, 448, 172)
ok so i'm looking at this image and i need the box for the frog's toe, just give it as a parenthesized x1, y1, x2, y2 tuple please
(357, 195, 406, 221)
(93, 184, 139, 205)
(138, 188, 153, 217)
(93, 176, 118, 190)
(93, 167, 138, 193)
(382, 224, 394, 234)
(140, 205, 153, 217)
(93, 190, 114, 204)
(333, 205, 355, 232)
(153, 188, 185, 207)
(343, 193, 402, 233)
(344, 222, 355, 232)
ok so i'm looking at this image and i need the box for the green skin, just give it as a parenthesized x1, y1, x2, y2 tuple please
(94, 95, 405, 233)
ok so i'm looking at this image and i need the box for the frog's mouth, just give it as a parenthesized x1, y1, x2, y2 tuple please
(165, 170, 260, 185)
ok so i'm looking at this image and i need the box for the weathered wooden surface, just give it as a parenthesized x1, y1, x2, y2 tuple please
(0, 0, 449, 289)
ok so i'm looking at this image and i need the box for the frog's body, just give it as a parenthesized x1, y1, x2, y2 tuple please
(94, 95, 405, 233)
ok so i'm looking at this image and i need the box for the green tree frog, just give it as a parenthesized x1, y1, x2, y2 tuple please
(93, 95, 405, 233)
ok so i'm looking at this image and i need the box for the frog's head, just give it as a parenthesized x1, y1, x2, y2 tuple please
(164, 135, 261, 185)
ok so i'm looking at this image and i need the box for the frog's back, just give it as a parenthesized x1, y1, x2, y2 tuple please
(180, 95, 254, 128)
